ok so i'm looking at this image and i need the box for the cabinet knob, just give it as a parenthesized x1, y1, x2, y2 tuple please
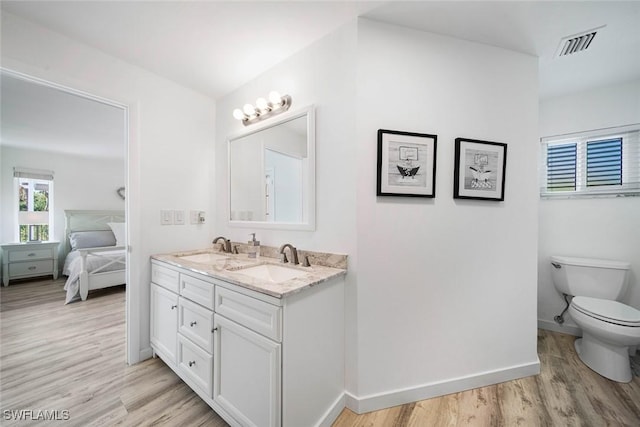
(190, 321, 197, 327)
(212, 327, 218, 333)
(28, 253, 36, 257)
(171, 305, 177, 310)
(188, 361, 196, 367)
(28, 266, 37, 271)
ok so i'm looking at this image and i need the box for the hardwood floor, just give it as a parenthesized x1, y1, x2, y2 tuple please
(2, 278, 640, 426)
(0, 278, 227, 426)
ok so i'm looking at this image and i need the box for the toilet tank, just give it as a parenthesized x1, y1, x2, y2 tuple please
(550, 256, 630, 300)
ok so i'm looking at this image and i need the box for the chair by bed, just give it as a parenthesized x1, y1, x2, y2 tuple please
(62, 210, 126, 303)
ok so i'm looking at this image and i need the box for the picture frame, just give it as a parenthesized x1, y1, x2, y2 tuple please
(377, 129, 437, 198)
(453, 137, 507, 201)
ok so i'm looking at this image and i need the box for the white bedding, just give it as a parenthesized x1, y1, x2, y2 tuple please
(63, 248, 125, 304)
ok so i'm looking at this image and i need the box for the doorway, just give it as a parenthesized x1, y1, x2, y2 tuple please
(0, 68, 132, 362)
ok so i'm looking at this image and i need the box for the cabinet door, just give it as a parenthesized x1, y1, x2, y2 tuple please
(150, 283, 179, 365)
(214, 315, 281, 427)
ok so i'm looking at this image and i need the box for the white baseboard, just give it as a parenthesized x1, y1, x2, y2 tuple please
(538, 319, 581, 336)
(138, 346, 154, 363)
(345, 361, 540, 414)
(317, 393, 346, 427)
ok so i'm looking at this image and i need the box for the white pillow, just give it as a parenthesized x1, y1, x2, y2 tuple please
(107, 222, 126, 247)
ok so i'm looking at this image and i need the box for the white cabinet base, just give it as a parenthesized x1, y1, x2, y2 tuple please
(149, 259, 345, 427)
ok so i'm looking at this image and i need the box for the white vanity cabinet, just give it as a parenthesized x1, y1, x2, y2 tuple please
(149, 258, 345, 427)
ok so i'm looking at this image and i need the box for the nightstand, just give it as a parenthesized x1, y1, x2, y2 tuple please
(1, 241, 60, 286)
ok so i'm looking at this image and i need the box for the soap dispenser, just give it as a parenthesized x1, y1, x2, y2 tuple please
(248, 233, 260, 259)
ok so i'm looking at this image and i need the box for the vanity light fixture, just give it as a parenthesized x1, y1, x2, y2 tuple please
(232, 91, 292, 126)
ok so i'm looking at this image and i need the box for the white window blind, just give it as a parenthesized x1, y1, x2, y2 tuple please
(540, 124, 640, 198)
(13, 167, 54, 181)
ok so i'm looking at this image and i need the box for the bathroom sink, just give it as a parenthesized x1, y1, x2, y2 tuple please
(179, 253, 229, 264)
(231, 263, 307, 283)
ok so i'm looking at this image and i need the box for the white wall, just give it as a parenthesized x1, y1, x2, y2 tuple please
(1, 12, 216, 363)
(538, 80, 640, 334)
(1, 147, 125, 253)
(350, 19, 540, 411)
(215, 17, 539, 413)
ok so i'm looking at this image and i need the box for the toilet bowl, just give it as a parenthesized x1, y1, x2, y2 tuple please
(569, 296, 640, 382)
(550, 255, 639, 383)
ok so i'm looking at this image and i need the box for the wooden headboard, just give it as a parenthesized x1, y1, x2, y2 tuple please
(63, 210, 125, 258)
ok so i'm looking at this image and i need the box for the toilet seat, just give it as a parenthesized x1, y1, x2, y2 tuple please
(571, 296, 640, 327)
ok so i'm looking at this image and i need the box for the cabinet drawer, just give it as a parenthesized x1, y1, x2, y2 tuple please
(9, 260, 53, 277)
(215, 286, 282, 342)
(180, 273, 215, 309)
(179, 297, 214, 353)
(151, 263, 180, 293)
(9, 248, 53, 262)
(178, 334, 213, 397)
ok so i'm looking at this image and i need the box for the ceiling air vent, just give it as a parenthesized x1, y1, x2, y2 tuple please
(555, 26, 605, 58)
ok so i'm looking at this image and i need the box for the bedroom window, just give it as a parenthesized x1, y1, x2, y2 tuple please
(14, 168, 54, 242)
(540, 124, 640, 198)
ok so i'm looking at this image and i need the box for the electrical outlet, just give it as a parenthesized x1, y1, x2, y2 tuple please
(160, 210, 174, 225)
(174, 210, 185, 225)
(190, 210, 204, 225)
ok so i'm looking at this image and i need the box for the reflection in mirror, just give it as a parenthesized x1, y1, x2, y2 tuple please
(229, 107, 315, 230)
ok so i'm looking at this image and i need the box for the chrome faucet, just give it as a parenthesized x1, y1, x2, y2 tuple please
(279, 243, 299, 265)
(212, 236, 232, 253)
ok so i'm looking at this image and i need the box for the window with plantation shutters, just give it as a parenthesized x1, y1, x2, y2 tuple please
(586, 138, 622, 187)
(547, 143, 577, 191)
(540, 124, 640, 198)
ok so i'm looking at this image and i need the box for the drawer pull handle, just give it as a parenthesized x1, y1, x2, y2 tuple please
(190, 321, 197, 327)
(28, 253, 36, 257)
(188, 361, 196, 367)
(171, 305, 177, 310)
(28, 266, 37, 270)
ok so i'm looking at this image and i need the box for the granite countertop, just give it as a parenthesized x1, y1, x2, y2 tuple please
(151, 248, 347, 299)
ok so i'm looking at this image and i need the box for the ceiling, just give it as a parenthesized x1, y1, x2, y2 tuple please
(1, 73, 126, 158)
(1, 1, 639, 158)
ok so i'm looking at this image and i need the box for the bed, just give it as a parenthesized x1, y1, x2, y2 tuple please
(62, 210, 126, 304)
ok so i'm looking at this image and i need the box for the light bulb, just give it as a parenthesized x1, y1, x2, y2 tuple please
(268, 91, 282, 107)
(243, 103, 256, 116)
(233, 108, 245, 120)
(255, 97, 269, 112)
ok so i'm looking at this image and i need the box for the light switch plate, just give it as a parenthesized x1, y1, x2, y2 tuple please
(174, 210, 185, 225)
(160, 210, 174, 225)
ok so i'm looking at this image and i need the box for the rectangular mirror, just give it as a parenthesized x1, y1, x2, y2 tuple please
(228, 106, 315, 230)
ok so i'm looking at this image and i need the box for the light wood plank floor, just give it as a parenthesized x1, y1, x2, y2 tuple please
(2, 278, 640, 426)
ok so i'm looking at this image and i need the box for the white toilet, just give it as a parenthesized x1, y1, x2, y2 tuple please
(550, 255, 640, 383)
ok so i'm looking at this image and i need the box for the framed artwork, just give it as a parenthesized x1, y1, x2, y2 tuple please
(453, 137, 507, 201)
(377, 129, 437, 197)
